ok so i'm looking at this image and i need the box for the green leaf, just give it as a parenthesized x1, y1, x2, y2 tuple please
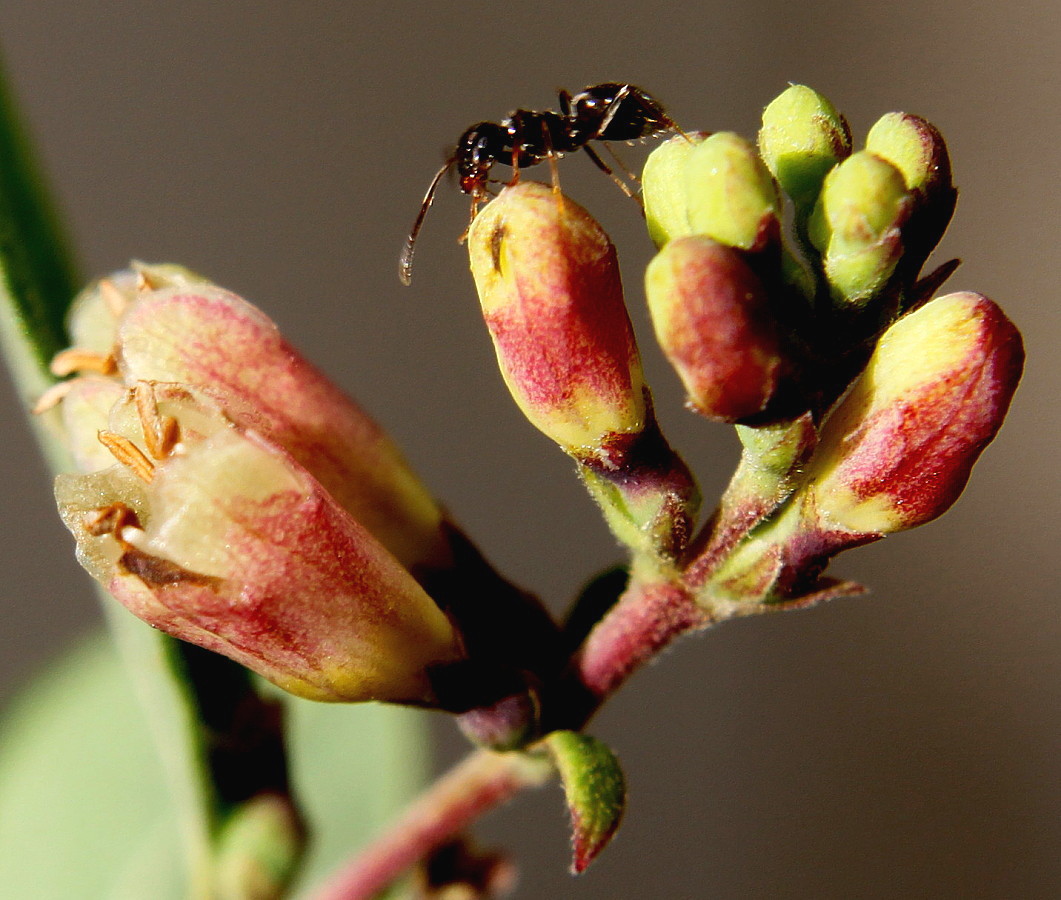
(0, 634, 430, 899)
(0, 51, 78, 396)
(541, 730, 626, 874)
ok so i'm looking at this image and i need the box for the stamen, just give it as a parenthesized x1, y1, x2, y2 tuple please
(98, 430, 156, 483)
(134, 382, 181, 459)
(98, 279, 129, 318)
(83, 502, 140, 538)
(50, 348, 117, 377)
(32, 380, 75, 414)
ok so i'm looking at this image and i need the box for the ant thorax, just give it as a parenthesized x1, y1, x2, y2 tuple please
(399, 83, 675, 285)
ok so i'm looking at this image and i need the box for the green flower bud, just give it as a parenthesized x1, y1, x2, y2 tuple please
(866, 112, 957, 281)
(758, 84, 851, 210)
(808, 151, 911, 308)
(684, 132, 781, 252)
(215, 794, 303, 900)
(641, 131, 709, 247)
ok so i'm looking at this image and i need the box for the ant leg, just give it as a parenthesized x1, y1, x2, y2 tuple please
(581, 143, 642, 206)
(538, 120, 562, 194)
(597, 84, 633, 135)
(603, 142, 640, 184)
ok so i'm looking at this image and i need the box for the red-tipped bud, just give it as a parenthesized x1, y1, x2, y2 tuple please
(645, 236, 784, 422)
(807, 291, 1023, 533)
(467, 182, 647, 455)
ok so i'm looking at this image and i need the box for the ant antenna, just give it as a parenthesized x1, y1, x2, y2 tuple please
(399, 158, 455, 285)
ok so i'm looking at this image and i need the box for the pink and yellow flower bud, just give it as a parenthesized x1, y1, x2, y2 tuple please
(468, 183, 698, 559)
(806, 291, 1023, 533)
(467, 181, 647, 456)
(645, 236, 784, 422)
(55, 385, 462, 704)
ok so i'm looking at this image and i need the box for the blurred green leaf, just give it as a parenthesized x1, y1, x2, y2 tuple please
(0, 634, 430, 898)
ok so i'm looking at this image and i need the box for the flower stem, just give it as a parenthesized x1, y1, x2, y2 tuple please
(311, 750, 552, 900)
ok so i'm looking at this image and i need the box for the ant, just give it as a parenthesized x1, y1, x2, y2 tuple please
(399, 83, 677, 284)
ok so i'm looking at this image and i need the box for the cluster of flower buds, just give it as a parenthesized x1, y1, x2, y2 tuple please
(643, 84, 1022, 609)
(466, 83, 1022, 616)
(45, 84, 1022, 735)
(44, 265, 563, 709)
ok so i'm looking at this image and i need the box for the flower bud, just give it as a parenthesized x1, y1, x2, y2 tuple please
(758, 85, 851, 211)
(806, 291, 1023, 533)
(56, 385, 463, 704)
(866, 112, 956, 280)
(645, 236, 783, 422)
(641, 131, 709, 247)
(684, 132, 781, 252)
(468, 183, 698, 558)
(214, 793, 303, 899)
(808, 150, 912, 308)
(467, 181, 646, 455)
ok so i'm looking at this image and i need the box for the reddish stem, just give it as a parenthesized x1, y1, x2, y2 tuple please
(311, 750, 551, 900)
(576, 577, 710, 702)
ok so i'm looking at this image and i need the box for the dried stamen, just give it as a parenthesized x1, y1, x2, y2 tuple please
(98, 430, 156, 483)
(32, 380, 76, 414)
(50, 348, 117, 377)
(83, 502, 140, 538)
(133, 382, 180, 459)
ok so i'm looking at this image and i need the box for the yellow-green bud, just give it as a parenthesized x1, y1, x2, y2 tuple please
(808, 151, 911, 307)
(684, 132, 781, 252)
(866, 112, 957, 279)
(758, 84, 851, 210)
(866, 112, 951, 197)
(641, 131, 709, 247)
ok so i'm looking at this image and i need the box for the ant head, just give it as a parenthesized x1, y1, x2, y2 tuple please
(570, 83, 673, 142)
(455, 122, 508, 195)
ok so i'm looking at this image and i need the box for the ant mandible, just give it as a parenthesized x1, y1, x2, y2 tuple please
(398, 83, 677, 284)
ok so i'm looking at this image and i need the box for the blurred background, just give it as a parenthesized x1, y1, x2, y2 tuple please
(0, 1, 1057, 897)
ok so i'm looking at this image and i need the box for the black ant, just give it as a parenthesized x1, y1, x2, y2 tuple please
(399, 83, 676, 284)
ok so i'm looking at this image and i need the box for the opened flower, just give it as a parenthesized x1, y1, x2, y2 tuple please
(47, 267, 467, 704)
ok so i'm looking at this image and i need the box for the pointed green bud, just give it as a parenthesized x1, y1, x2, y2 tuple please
(758, 84, 851, 211)
(684, 132, 781, 252)
(215, 794, 303, 900)
(645, 236, 784, 422)
(541, 731, 626, 875)
(866, 112, 957, 280)
(641, 131, 709, 247)
(808, 151, 911, 308)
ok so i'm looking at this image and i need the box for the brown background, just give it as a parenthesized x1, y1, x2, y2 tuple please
(0, 1, 1058, 897)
